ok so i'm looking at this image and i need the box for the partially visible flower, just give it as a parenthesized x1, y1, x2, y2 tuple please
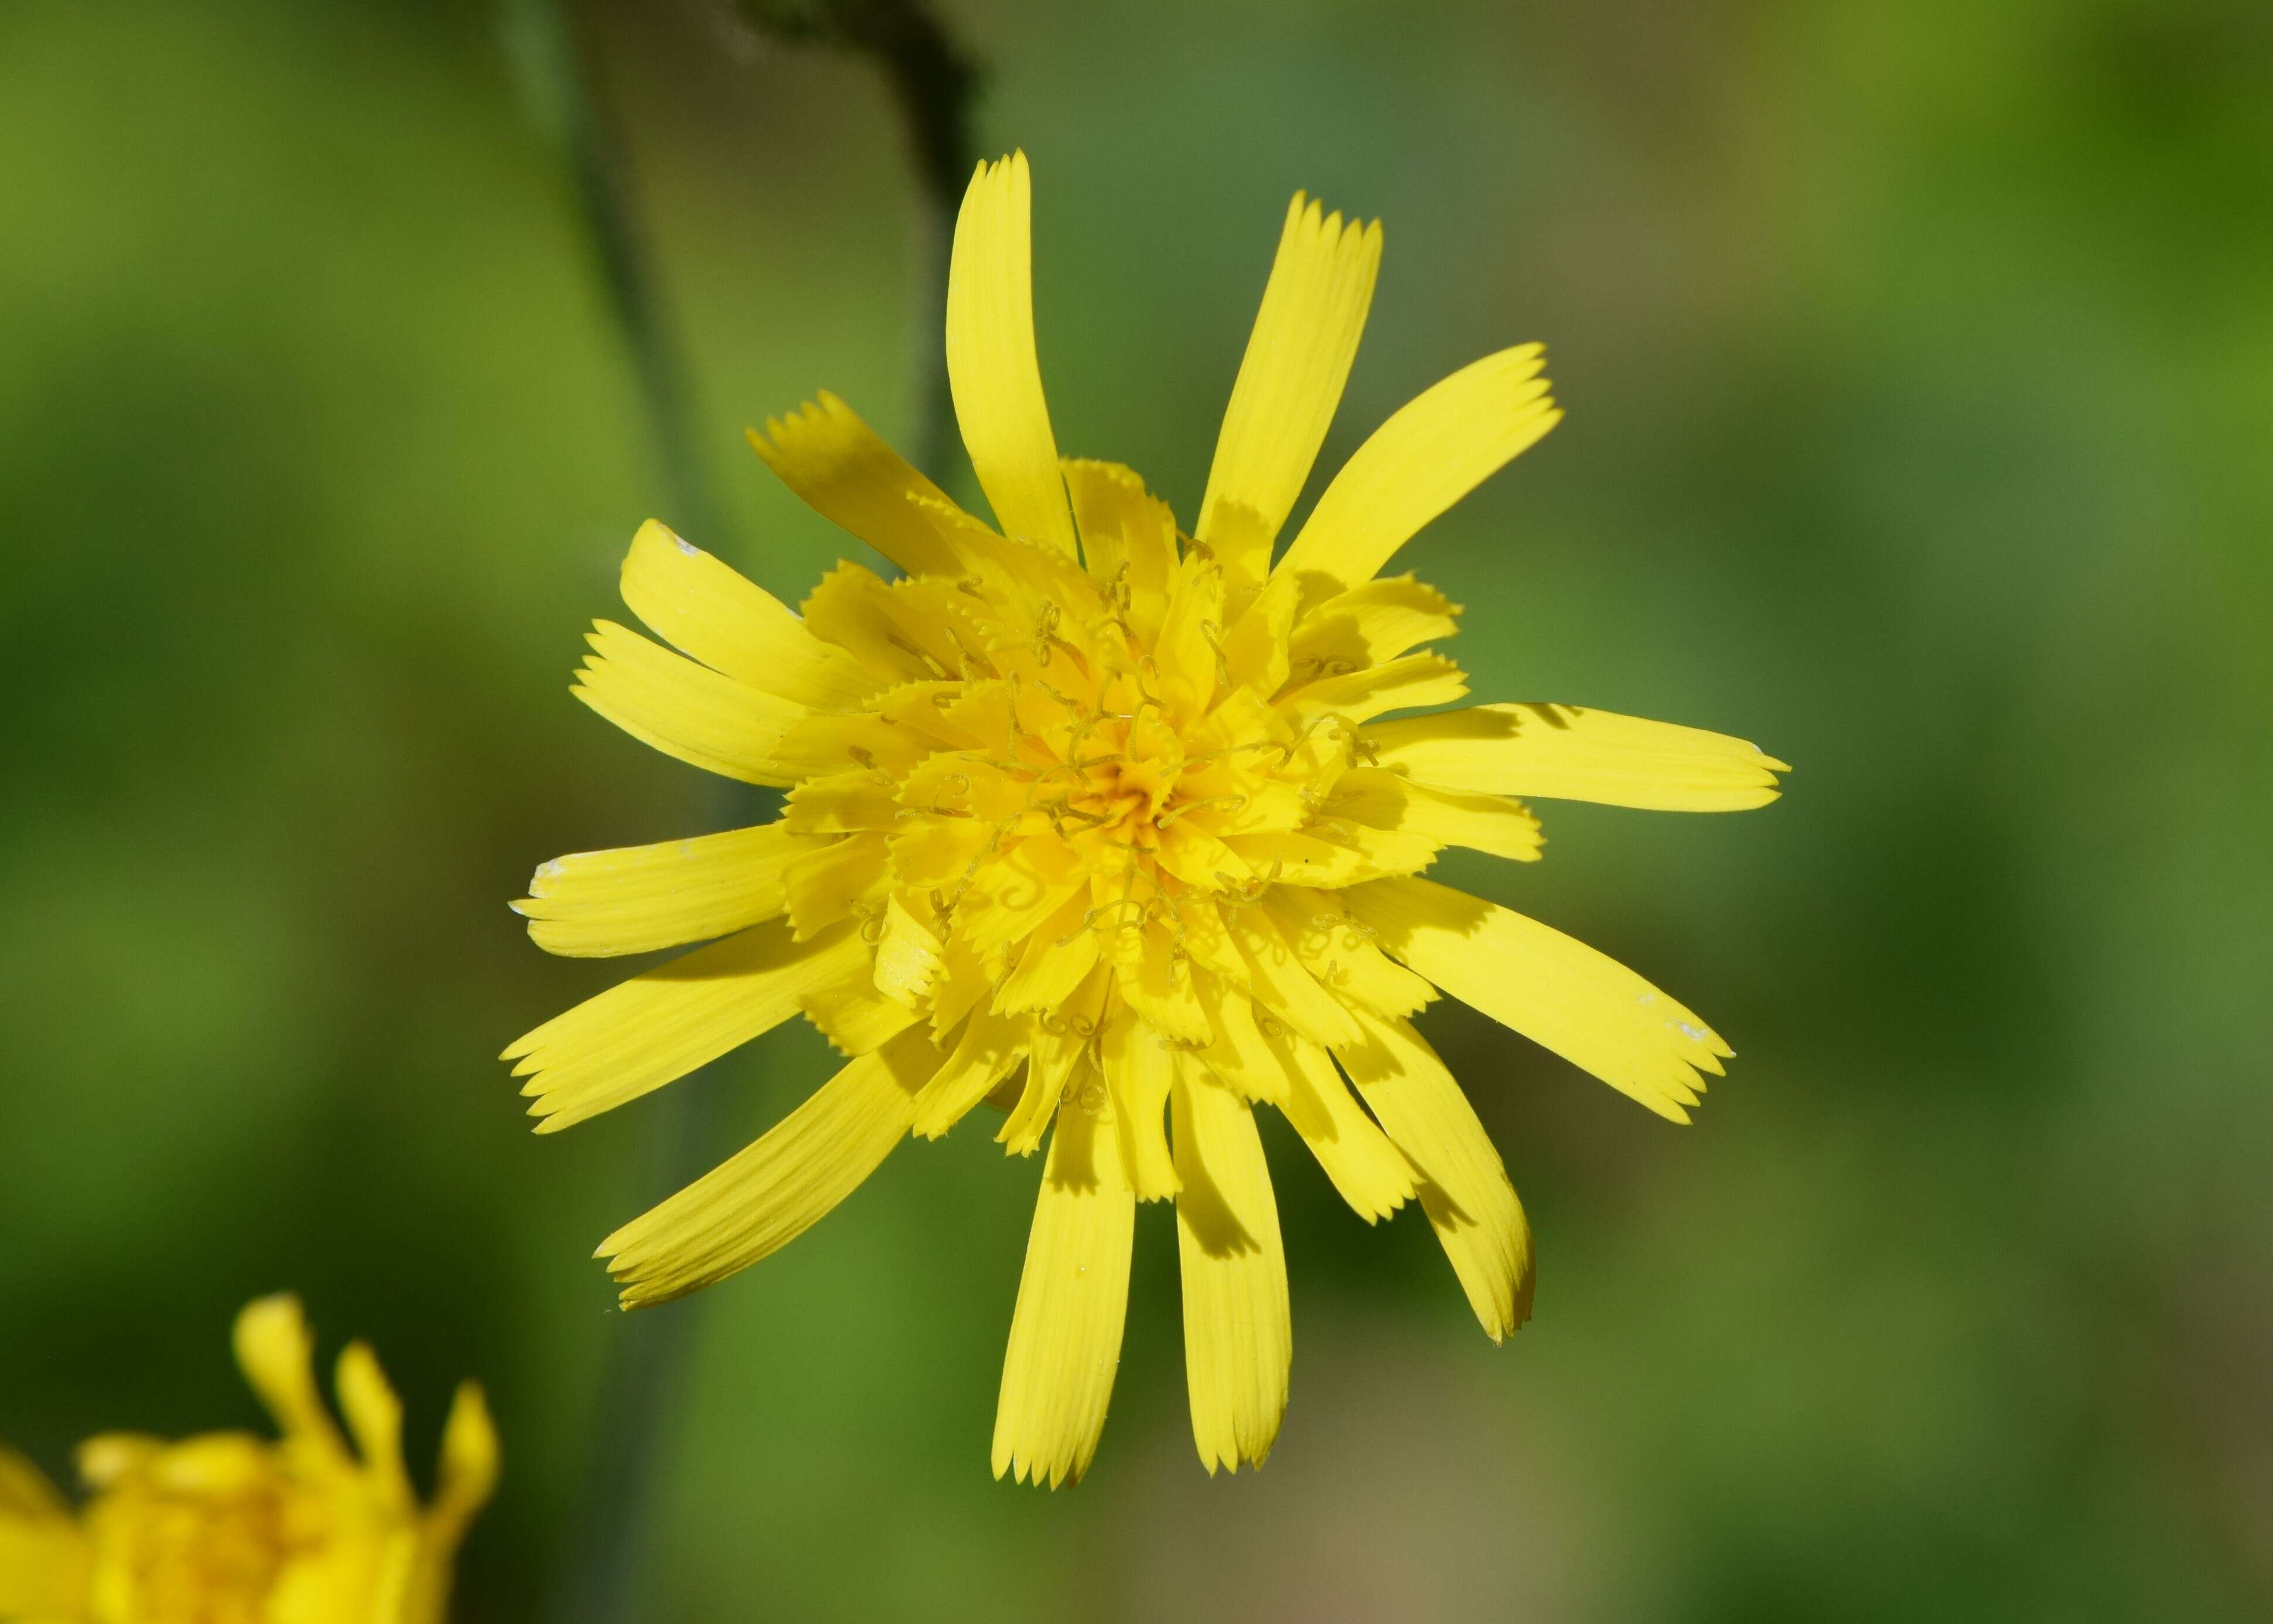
(0, 1296, 496, 1624)
(507, 150, 1787, 1485)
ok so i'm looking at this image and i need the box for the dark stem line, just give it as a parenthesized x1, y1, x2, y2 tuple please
(497, 6, 726, 1624)
(496, 4, 978, 1621)
(731, 0, 981, 482)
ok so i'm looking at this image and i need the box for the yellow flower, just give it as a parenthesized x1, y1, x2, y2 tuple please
(506, 151, 1786, 1486)
(0, 1296, 497, 1624)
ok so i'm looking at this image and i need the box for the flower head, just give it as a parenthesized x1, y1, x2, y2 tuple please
(0, 1296, 498, 1624)
(506, 151, 1785, 1485)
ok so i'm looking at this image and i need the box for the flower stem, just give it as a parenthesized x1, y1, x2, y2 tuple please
(727, 0, 980, 481)
(497, 4, 979, 1620)
(498, 5, 727, 1623)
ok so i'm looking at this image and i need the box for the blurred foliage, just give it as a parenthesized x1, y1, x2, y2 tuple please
(2, 1, 2269, 1620)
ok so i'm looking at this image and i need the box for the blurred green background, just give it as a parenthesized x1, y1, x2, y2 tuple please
(4, 0, 2269, 1619)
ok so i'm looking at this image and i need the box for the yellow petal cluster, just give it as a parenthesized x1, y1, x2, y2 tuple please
(506, 151, 1787, 1485)
(0, 1296, 496, 1624)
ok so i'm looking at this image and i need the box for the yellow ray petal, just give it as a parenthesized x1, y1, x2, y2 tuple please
(1172, 1061, 1291, 1474)
(428, 1383, 500, 1546)
(782, 832, 890, 939)
(1189, 971, 1287, 1106)
(233, 1295, 349, 1459)
(994, 890, 1101, 1014)
(1287, 573, 1462, 676)
(1325, 767, 1542, 863)
(802, 563, 956, 683)
(1100, 1001, 1179, 1200)
(785, 770, 904, 834)
(947, 152, 1076, 556)
(800, 947, 924, 1056)
(872, 893, 944, 1006)
(598, 1029, 938, 1307)
(1226, 906, 1362, 1049)
(1119, 921, 1213, 1046)
(1062, 458, 1175, 639)
(1366, 702, 1788, 811)
(1266, 1027, 1415, 1223)
(1154, 555, 1226, 724)
(0, 1451, 87, 1619)
(503, 919, 868, 1132)
(1275, 345, 1560, 593)
(912, 1006, 1029, 1138)
(572, 619, 805, 785)
(513, 821, 826, 958)
(1197, 193, 1383, 587)
(334, 1342, 413, 1511)
(1279, 651, 1468, 727)
(1345, 875, 1727, 1122)
(992, 1100, 1136, 1487)
(1334, 1006, 1533, 1340)
(746, 393, 970, 577)
(618, 519, 879, 709)
(1260, 886, 1435, 1019)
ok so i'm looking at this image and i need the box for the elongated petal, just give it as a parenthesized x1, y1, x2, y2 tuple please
(233, 1295, 350, 1460)
(1197, 195, 1382, 584)
(1334, 1006, 1533, 1339)
(1063, 458, 1175, 636)
(428, 1383, 501, 1545)
(573, 620, 804, 785)
(746, 393, 969, 577)
(1326, 768, 1542, 863)
(1226, 907, 1362, 1049)
(1279, 651, 1468, 727)
(947, 152, 1076, 556)
(503, 919, 868, 1132)
(1100, 1002, 1179, 1200)
(1267, 1027, 1415, 1223)
(598, 1029, 938, 1306)
(513, 821, 825, 958)
(1367, 702, 1788, 811)
(618, 520, 879, 709)
(1345, 876, 1727, 1122)
(1260, 886, 1435, 1019)
(800, 947, 924, 1056)
(993, 1101, 1136, 1487)
(1172, 1063, 1291, 1474)
(1287, 574, 1461, 676)
(911, 1006, 1029, 1138)
(334, 1342, 413, 1511)
(1275, 346, 1559, 592)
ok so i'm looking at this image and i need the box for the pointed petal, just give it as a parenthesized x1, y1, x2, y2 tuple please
(992, 1101, 1136, 1487)
(427, 1383, 500, 1548)
(618, 520, 879, 709)
(746, 393, 970, 577)
(1267, 1027, 1415, 1223)
(512, 821, 825, 958)
(1345, 875, 1727, 1122)
(947, 152, 1076, 555)
(1172, 1061, 1292, 1473)
(1335, 1006, 1533, 1340)
(598, 1029, 938, 1306)
(1197, 194, 1382, 585)
(1326, 768, 1542, 863)
(1367, 702, 1788, 811)
(572, 619, 804, 785)
(1275, 346, 1559, 593)
(503, 919, 869, 1132)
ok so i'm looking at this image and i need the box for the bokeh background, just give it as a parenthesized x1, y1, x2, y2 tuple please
(5, 0, 2270, 1619)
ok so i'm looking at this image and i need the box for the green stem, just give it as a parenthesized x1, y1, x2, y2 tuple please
(497, 5, 979, 1622)
(498, 6, 726, 1624)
